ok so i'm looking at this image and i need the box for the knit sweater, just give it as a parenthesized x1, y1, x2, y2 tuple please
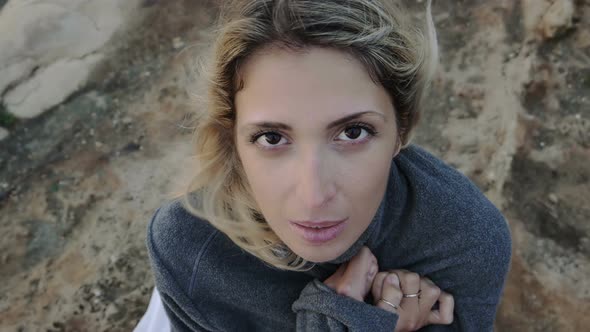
(146, 144, 512, 331)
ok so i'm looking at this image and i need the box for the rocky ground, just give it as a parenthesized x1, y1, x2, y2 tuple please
(0, 0, 588, 331)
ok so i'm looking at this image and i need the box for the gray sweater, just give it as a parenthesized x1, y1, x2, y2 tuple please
(146, 145, 512, 331)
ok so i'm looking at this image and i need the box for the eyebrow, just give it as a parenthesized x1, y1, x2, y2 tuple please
(240, 110, 386, 133)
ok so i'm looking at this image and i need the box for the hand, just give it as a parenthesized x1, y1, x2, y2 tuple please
(372, 269, 454, 331)
(323, 246, 378, 302)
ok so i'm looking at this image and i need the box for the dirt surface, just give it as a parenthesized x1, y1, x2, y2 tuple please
(0, 1, 588, 331)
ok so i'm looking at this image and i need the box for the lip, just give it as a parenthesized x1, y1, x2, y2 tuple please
(288, 218, 348, 245)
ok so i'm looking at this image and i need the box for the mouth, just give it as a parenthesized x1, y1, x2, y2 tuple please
(288, 218, 348, 245)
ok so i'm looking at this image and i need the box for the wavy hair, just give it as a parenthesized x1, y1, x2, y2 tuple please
(183, 0, 438, 270)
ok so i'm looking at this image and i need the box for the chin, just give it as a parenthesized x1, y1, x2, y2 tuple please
(291, 241, 348, 263)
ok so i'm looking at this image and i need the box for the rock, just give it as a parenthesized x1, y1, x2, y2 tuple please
(0, 127, 8, 141)
(92, 287, 103, 298)
(3, 55, 103, 118)
(574, 29, 590, 49)
(105, 303, 119, 317)
(0, 0, 141, 118)
(538, 0, 575, 39)
(521, 0, 575, 41)
(548, 193, 559, 204)
(172, 37, 185, 50)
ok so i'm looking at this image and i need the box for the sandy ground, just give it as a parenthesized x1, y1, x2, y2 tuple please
(0, 0, 588, 331)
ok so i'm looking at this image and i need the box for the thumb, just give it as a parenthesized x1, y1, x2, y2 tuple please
(323, 262, 348, 289)
(341, 247, 378, 300)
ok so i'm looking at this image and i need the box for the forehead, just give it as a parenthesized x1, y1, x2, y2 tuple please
(234, 46, 394, 125)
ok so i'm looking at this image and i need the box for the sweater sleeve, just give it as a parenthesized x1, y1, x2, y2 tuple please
(148, 247, 218, 332)
(158, 291, 212, 332)
(146, 205, 220, 332)
(292, 279, 398, 332)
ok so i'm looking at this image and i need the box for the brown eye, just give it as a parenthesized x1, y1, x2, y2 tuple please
(344, 127, 362, 139)
(252, 132, 288, 148)
(264, 133, 282, 145)
(337, 125, 371, 142)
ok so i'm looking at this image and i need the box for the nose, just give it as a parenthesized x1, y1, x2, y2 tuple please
(294, 147, 336, 210)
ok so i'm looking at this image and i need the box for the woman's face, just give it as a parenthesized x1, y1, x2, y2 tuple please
(235, 46, 399, 263)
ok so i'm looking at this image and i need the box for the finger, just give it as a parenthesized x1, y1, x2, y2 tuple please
(417, 277, 440, 327)
(377, 273, 403, 313)
(352, 246, 373, 265)
(333, 262, 358, 298)
(366, 253, 378, 281)
(323, 262, 347, 289)
(341, 247, 376, 299)
(427, 292, 454, 325)
(337, 248, 373, 300)
(359, 247, 378, 280)
(336, 261, 348, 277)
(394, 269, 421, 295)
(391, 269, 420, 317)
(365, 257, 378, 296)
(330, 262, 348, 279)
(345, 247, 372, 281)
(419, 277, 441, 311)
(371, 272, 388, 304)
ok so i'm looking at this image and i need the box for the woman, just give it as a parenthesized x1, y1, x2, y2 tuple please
(145, 0, 512, 331)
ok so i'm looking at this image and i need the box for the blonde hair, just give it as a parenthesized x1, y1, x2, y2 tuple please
(183, 0, 438, 270)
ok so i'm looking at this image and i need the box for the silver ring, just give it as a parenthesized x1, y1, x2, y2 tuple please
(379, 299, 399, 310)
(403, 290, 421, 298)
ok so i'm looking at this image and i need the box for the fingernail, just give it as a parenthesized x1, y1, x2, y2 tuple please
(369, 264, 377, 276)
(387, 274, 398, 285)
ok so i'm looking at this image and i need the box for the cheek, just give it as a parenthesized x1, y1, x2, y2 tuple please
(342, 141, 395, 193)
(237, 149, 286, 211)
(344, 157, 391, 203)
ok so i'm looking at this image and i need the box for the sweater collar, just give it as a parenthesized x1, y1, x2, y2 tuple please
(304, 155, 408, 277)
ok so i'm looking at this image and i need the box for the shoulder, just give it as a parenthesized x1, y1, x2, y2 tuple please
(146, 198, 220, 294)
(145, 199, 306, 330)
(146, 199, 224, 331)
(396, 144, 507, 232)
(396, 144, 480, 195)
(394, 145, 512, 296)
